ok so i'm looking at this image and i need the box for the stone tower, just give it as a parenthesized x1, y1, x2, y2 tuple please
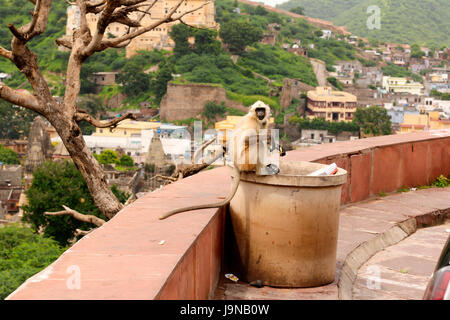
(24, 138, 45, 174)
(145, 131, 169, 167)
(24, 117, 54, 174)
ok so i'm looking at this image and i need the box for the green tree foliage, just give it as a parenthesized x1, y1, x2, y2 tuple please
(353, 106, 392, 136)
(117, 62, 151, 96)
(289, 116, 359, 134)
(151, 62, 174, 104)
(410, 44, 426, 59)
(0, 224, 66, 299)
(219, 20, 263, 54)
(278, 0, 450, 47)
(202, 101, 227, 122)
(314, 30, 324, 38)
(289, 6, 305, 15)
(0, 100, 37, 140)
(430, 89, 450, 101)
(96, 149, 119, 165)
(0, 144, 20, 164)
(382, 63, 423, 83)
(237, 44, 318, 86)
(119, 154, 134, 167)
(255, 5, 268, 16)
(327, 77, 343, 91)
(170, 24, 222, 57)
(22, 160, 128, 246)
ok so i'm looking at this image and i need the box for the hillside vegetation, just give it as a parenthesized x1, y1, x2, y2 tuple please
(278, 0, 450, 47)
(0, 0, 361, 116)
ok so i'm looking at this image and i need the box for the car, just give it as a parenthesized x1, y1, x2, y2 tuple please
(423, 234, 450, 300)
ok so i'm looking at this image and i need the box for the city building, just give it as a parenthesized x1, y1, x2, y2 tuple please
(0, 164, 23, 221)
(400, 111, 450, 133)
(92, 119, 161, 137)
(306, 87, 357, 122)
(382, 76, 424, 95)
(54, 123, 189, 163)
(65, 1, 217, 58)
(0, 140, 28, 158)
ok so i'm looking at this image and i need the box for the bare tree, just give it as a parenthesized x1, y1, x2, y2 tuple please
(0, 0, 210, 220)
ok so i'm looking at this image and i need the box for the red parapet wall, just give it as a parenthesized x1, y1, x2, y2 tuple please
(285, 131, 450, 204)
(7, 131, 450, 300)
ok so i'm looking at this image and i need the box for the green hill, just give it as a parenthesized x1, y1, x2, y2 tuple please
(0, 0, 363, 118)
(278, 0, 450, 47)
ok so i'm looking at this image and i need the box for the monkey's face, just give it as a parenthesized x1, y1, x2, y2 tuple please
(255, 107, 267, 121)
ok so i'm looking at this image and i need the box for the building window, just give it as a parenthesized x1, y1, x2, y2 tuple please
(311, 133, 315, 139)
(99, 129, 103, 133)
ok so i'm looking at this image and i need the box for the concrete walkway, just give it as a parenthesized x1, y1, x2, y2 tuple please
(353, 222, 450, 300)
(214, 187, 450, 300)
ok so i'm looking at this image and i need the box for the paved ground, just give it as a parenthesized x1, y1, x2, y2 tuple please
(214, 187, 450, 300)
(353, 222, 450, 300)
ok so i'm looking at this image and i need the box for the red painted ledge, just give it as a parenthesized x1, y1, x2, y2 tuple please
(7, 131, 450, 300)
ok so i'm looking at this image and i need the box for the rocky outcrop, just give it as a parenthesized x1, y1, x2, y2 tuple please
(159, 83, 247, 122)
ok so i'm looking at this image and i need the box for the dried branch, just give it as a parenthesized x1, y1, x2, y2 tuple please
(27, 0, 42, 34)
(85, 0, 106, 8)
(45, 205, 106, 227)
(75, 228, 94, 236)
(124, 193, 136, 206)
(55, 37, 73, 49)
(0, 83, 40, 112)
(119, 0, 148, 5)
(0, 46, 13, 61)
(99, 0, 188, 49)
(9, 0, 52, 43)
(74, 110, 137, 128)
(8, 24, 26, 42)
(156, 174, 178, 182)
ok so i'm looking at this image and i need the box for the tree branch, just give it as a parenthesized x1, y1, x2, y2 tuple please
(8, 24, 26, 42)
(0, 46, 13, 61)
(45, 205, 106, 227)
(0, 83, 41, 112)
(55, 37, 73, 49)
(74, 228, 94, 236)
(99, 0, 189, 49)
(74, 110, 137, 128)
(27, 0, 42, 35)
(9, 0, 52, 43)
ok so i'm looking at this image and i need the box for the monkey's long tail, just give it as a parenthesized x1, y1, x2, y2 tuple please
(158, 166, 240, 220)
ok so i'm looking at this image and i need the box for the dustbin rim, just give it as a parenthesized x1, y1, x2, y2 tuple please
(232, 160, 347, 187)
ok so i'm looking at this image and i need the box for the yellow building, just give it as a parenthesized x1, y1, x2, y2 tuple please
(400, 112, 450, 133)
(382, 76, 424, 95)
(306, 87, 357, 122)
(215, 115, 275, 142)
(92, 119, 160, 137)
(65, 1, 217, 57)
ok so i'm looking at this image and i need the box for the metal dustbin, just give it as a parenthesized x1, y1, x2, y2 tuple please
(229, 160, 347, 287)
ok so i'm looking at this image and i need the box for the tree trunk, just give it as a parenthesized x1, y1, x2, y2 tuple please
(48, 112, 123, 219)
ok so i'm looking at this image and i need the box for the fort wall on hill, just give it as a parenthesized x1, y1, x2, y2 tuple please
(159, 83, 247, 122)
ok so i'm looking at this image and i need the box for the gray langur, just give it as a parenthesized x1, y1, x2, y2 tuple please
(159, 101, 279, 220)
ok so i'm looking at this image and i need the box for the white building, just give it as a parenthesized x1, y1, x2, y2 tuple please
(51, 125, 191, 163)
(382, 76, 424, 95)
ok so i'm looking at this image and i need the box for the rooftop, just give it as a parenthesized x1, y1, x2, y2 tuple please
(307, 87, 357, 102)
